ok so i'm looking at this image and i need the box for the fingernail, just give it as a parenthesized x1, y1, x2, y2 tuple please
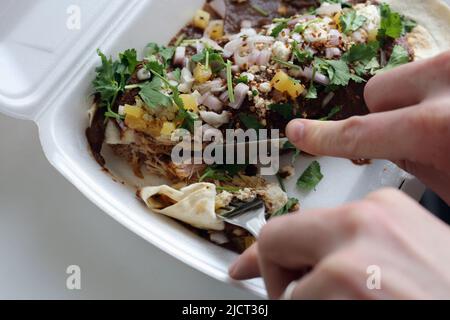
(286, 120, 305, 144)
(228, 258, 241, 278)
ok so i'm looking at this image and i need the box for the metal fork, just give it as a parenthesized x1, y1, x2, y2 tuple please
(218, 198, 266, 238)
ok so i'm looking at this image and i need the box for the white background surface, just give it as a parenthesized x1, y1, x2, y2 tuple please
(0, 113, 257, 299)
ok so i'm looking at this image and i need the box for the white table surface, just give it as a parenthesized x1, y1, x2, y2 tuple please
(0, 114, 258, 299)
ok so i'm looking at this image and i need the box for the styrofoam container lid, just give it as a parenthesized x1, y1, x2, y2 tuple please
(0, 0, 427, 298)
(0, 0, 140, 120)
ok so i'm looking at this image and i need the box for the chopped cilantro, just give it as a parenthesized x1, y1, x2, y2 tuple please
(340, 10, 367, 35)
(272, 198, 300, 217)
(136, 78, 173, 109)
(144, 42, 175, 66)
(272, 57, 302, 70)
(192, 47, 226, 73)
(226, 60, 235, 103)
(378, 4, 403, 42)
(235, 75, 249, 85)
(319, 105, 342, 121)
(93, 49, 138, 120)
(269, 103, 294, 120)
(238, 114, 264, 130)
(378, 45, 410, 73)
(297, 161, 324, 191)
(271, 21, 288, 37)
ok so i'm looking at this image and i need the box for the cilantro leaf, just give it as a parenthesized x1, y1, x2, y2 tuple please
(305, 83, 318, 99)
(272, 198, 300, 217)
(192, 48, 226, 73)
(297, 161, 324, 191)
(378, 45, 409, 73)
(144, 42, 175, 67)
(93, 49, 138, 119)
(340, 10, 367, 35)
(119, 49, 138, 75)
(318, 58, 351, 86)
(235, 75, 249, 85)
(269, 103, 294, 120)
(378, 4, 403, 41)
(342, 42, 380, 64)
(319, 105, 342, 121)
(239, 114, 264, 130)
(138, 78, 173, 109)
(271, 21, 288, 37)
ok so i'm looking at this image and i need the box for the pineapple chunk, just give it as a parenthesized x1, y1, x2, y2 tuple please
(194, 10, 210, 30)
(125, 115, 148, 132)
(124, 105, 144, 118)
(180, 94, 199, 113)
(193, 64, 212, 84)
(271, 70, 291, 92)
(206, 20, 224, 40)
(271, 70, 304, 99)
(286, 80, 305, 99)
(160, 122, 177, 136)
(334, 12, 342, 31)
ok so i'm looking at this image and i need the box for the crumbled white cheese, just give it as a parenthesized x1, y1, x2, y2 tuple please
(240, 72, 255, 82)
(258, 184, 288, 214)
(258, 82, 272, 93)
(303, 18, 332, 43)
(272, 41, 292, 61)
(355, 4, 381, 39)
(215, 191, 233, 209)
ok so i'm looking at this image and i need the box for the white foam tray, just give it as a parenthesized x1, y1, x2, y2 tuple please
(0, 0, 425, 297)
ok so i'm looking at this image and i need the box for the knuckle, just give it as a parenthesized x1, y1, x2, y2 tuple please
(316, 253, 360, 286)
(339, 116, 365, 155)
(410, 104, 450, 169)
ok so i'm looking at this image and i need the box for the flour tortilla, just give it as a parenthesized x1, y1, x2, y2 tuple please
(387, 0, 450, 60)
(138, 183, 225, 231)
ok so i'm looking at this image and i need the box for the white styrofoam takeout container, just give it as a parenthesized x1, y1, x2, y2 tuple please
(0, 0, 426, 297)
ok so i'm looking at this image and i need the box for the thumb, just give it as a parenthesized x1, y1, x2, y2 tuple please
(286, 106, 422, 161)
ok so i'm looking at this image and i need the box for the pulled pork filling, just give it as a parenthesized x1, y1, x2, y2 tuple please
(87, 0, 417, 252)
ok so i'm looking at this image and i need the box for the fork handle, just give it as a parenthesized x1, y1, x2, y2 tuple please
(246, 217, 267, 238)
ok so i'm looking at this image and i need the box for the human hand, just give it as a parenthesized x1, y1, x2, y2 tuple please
(286, 51, 450, 205)
(229, 189, 450, 299)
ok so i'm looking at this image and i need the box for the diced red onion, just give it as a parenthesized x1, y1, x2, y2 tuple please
(223, 38, 244, 58)
(325, 47, 341, 59)
(241, 20, 253, 29)
(288, 18, 302, 26)
(301, 67, 330, 86)
(380, 49, 387, 67)
(316, 3, 342, 16)
(196, 41, 205, 54)
(234, 50, 250, 69)
(209, 0, 226, 18)
(209, 231, 229, 244)
(257, 49, 272, 65)
(248, 50, 260, 65)
(229, 83, 249, 109)
(200, 38, 223, 51)
(231, 65, 240, 73)
(200, 111, 232, 128)
(219, 91, 229, 103)
(229, 28, 257, 40)
(173, 46, 186, 67)
(203, 94, 224, 112)
(322, 92, 335, 108)
(247, 35, 275, 45)
(196, 79, 225, 95)
(328, 29, 341, 46)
